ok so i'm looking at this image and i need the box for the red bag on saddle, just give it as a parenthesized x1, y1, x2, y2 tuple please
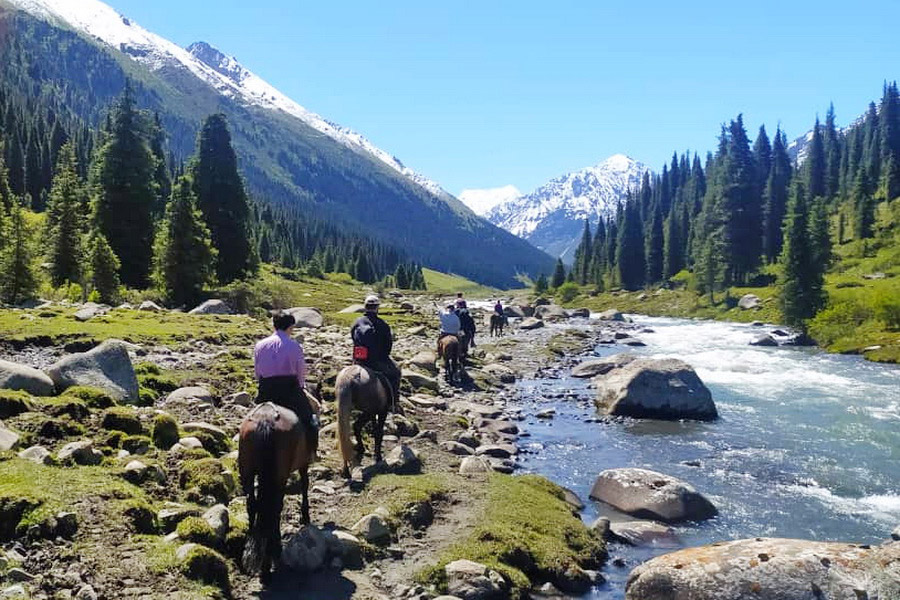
(352, 346, 369, 361)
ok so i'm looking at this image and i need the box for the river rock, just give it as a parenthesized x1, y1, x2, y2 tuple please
(452, 401, 503, 419)
(202, 505, 230, 542)
(0, 359, 55, 395)
(409, 395, 447, 410)
(518, 317, 544, 330)
(503, 305, 526, 319)
(285, 307, 323, 329)
(402, 369, 439, 392)
(609, 520, 680, 547)
(750, 334, 778, 347)
(283, 525, 331, 571)
(598, 309, 625, 321)
(589, 468, 717, 523)
(569, 307, 591, 318)
(475, 444, 517, 459)
(893, 525, 900, 541)
(445, 559, 508, 600)
(440, 441, 475, 455)
(535, 304, 569, 321)
(572, 354, 637, 378)
(0, 422, 19, 451)
(188, 299, 231, 315)
(482, 364, 516, 383)
(385, 444, 421, 475)
(57, 440, 103, 465)
(351, 514, 391, 543)
(459, 456, 492, 474)
(165, 387, 214, 405)
(594, 357, 717, 421)
(624, 537, 900, 600)
(407, 350, 438, 375)
(46, 340, 139, 403)
(617, 337, 646, 347)
(182, 422, 228, 443)
(738, 294, 761, 310)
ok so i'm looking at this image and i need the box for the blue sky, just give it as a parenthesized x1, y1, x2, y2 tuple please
(108, 0, 900, 195)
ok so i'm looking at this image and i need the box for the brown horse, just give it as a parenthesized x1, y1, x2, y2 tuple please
(438, 335, 461, 383)
(490, 313, 507, 337)
(335, 365, 394, 478)
(238, 388, 319, 583)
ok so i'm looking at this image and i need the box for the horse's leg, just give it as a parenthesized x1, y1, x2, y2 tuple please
(373, 411, 387, 463)
(353, 413, 372, 457)
(300, 468, 310, 525)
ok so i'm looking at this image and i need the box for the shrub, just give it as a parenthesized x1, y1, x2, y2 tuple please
(152, 413, 180, 450)
(0, 390, 32, 418)
(874, 289, 900, 330)
(808, 299, 873, 346)
(555, 282, 580, 304)
(101, 407, 143, 435)
(134, 362, 162, 376)
(176, 516, 218, 548)
(62, 386, 116, 409)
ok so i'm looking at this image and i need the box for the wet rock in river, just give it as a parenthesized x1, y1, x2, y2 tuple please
(750, 334, 778, 347)
(571, 354, 636, 378)
(609, 520, 680, 547)
(589, 468, 717, 523)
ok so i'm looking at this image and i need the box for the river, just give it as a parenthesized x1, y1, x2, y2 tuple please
(511, 315, 900, 598)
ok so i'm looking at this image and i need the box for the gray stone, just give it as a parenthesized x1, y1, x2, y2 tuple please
(55, 511, 78, 538)
(122, 460, 149, 484)
(609, 520, 680, 547)
(535, 408, 556, 419)
(175, 543, 198, 561)
(328, 529, 363, 568)
(625, 537, 900, 600)
(893, 525, 900, 541)
(57, 440, 102, 465)
(1, 585, 27, 599)
(165, 386, 214, 405)
(339, 304, 366, 314)
(74, 304, 108, 321)
(178, 436, 204, 450)
(385, 444, 421, 475)
(158, 505, 200, 533)
(285, 307, 323, 329)
(46, 340, 139, 403)
(138, 301, 164, 312)
(0, 359, 55, 395)
(503, 305, 526, 319)
(569, 307, 591, 318)
(440, 441, 475, 455)
(407, 325, 428, 336)
(181, 422, 228, 443)
(598, 309, 625, 321)
(202, 504, 230, 542)
(188, 299, 232, 315)
(481, 364, 516, 384)
(74, 584, 97, 600)
(458, 456, 492, 475)
(561, 487, 584, 511)
(18, 445, 51, 465)
(534, 304, 569, 321)
(750, 334, 778, 347)
(408, 395, 447, 410)
(6, 568, 34, 582)
(224, 391, 253, 407)
(518, 317, 544, 330)
(451, 401, 503, 419)
(594, 357, 717, 421)
(590, 517, 611, 539)
(445, 559, 507, 600)
(618, 337, 647, 347)
(406, 350, 438, 375)
(402, 369, 439, 392)
(351, 514, 391, 543)
(589, 468, 717, 523)
(572, 354, 637, 378)
(475, 444, 516, 459)
(738, 293, 761, 310)
(0, 422, 19, 452)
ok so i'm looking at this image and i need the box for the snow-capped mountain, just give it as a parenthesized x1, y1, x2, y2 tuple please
(458, 185, 522, 216)
(486, 154, 647, 260)
(6, 0, 448, 199)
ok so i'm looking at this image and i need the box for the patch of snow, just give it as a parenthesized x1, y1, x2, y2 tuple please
(458, 185, 522, 216)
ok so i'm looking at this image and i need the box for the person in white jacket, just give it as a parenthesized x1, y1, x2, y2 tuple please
(438, 303, 461, 353)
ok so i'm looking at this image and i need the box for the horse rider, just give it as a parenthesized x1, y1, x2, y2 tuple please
(254, 311, 321, 454)
(493, 299, 504, 316)
(456, 302, 477, 348)
(439, 303, 461, 354)
(351, 295, 402, 411)
(455, 292, 468, 309)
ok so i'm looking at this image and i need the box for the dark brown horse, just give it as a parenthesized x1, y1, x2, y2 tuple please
(438, 335, 461, 383)
(238, 388, 319, 583)
(489, 313, 507, 337)
(335, 364, 394, 478)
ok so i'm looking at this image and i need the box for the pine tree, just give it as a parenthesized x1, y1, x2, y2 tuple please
(0, 153, 12, 211)
(723, 116, 760, 283)
(853, 169, 875, 239)
(354, 253, 375, 284)
(550, 258, 566, 289)
(534, 273, 548, 295)
(779, 181, 825, 328)
(823, 103, 842, 199)
(88, 230, 121, 304)
(762, 128, 793, 262)
(149, 113, 171, 217)
(572, 221, 592, 284)
(616, 199, 645, 290)
(0, 198, 37, 305)
(5, 129, 25, 197)
(644, 202, 664, 284)
(808, 196, 832, 272)
(394, 264, 409, 289)
(880, 82, 900, 200)
(806, 117, 826, 200)
(91, 83, 158, 288)
(45, 143, 86, 287)
(663, 204, 682, 279)
(153, 175, 217, 307)
(589, 218, 607, 286)
(753, 125, 772, 198)
(191, 113, 252, 283)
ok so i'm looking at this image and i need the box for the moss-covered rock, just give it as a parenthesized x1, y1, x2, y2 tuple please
(62, 386, 116, 409)
(188, 429, 231, 457)
(179, 458, 231, 503)
(224, 519, 248, 560)
(151, 413, 179, 450)
(36, 397, 89, 421)
(136, 387, 157, 407)
(101, 407, 143, 435)
(176, 516, 218, 548)
(121, 435, 152, 454)
(37, 416, 85, 440)
(0, 390, 32, 419)
(178, 545, 230, 592)
(137, 372, 180, 394)
(122, 499, 157, 534)
(134, 362, 162, 376)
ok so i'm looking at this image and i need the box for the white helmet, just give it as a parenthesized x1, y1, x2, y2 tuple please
(364, 294, 381, 307)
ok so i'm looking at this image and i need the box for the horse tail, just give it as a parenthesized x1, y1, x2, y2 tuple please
(242, 417, 277, 574)
(336, 371, 356, 477)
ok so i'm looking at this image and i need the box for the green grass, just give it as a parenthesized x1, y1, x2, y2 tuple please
(418, 473, 605, 597)
(358, 473, 449, 521)
(423, 268, 501, 297)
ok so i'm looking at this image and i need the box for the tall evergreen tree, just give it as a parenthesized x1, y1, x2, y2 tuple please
(663, 204, 683, 279)
(394, 264, 409, 289)
(0, 198, 37, 305)
(644, 202, 664, 284)
(550, 258, 567, 289)
(880, 82, 900, 200)
(88, 230, 121, 304)
(149, 113, 171, 217)
(763, 128, 793, 262)
(853, 169, 875, 239)
(534, 273, 548, 295)
(354, 252, 375, 284)
(45, 143, 86, 287)
(806, 117, 826, 200)
(823, 103, 842, 199)
(191, 113, 252, 283)
(153, 175, 217, 307)
(779, 181, 825, 328)
(572, 221, 592, 285)
(589, 218, 607, 287)
(0, 154, 12, 211)
(808, 196, 832, 272)
(753, 125, 772, 198)
(616, 199, 645, 290)
(722, 116, 760, 283)
(91, 83, 158, 287)
(5, 129, 25, 197)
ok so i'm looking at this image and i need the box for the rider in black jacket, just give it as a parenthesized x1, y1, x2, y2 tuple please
(351, 295, 401, 410)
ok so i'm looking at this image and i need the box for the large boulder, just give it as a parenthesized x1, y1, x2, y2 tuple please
(518, 317, 544, 331)
(57, 440, 103, 465)
(0, 421, 20, 451)
(750, 334, 778, 347)
(594, 357, 717, 421)
(625, 538, 900, 600)
(569, 308, 591, 318)
(407, 350, 438, 375)
(534, 304, 569, 321)
(738, 294, 761, 310)
(503, 305, 526, 319)
(285, 307, 323, 329)
(0, 359, 54, 396)
(45, 340, 139, 403)
(188, 299, 232, 315)
(445, 559, 508, 600)
(351, 514, 391, 544)
(589, 468, 717, 523)
(571, 354, 636, 378)
(598, 309, 625, 321)
(385, 444, 422, 475)
(609, 520, 680, 548)
(74, 303, 109, 322)
(165, 387, 215, 406)
(402, 369, 439, 392)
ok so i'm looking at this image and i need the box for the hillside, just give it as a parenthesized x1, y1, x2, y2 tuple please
(0, 0, 554, 288)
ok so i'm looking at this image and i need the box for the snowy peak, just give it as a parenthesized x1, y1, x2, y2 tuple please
(459, 185, 522, 216)
(5, 0, 450, 200)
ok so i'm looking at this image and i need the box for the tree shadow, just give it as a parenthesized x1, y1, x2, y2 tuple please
(257, 568, 357, 599)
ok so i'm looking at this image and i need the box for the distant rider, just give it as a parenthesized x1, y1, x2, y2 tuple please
(254, 311, 321, 452)
(351, 295, 401, 411)
(493, 300, 503, 316)
(438, 303, 461, 354)
(455, 292, 467, 309)
(455, 302, 477, 348)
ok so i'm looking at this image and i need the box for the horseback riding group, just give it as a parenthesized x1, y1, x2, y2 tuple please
(238, 291, 496, 582)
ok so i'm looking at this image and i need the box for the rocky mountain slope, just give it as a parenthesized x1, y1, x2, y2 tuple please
(0, 0, 554, 287)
